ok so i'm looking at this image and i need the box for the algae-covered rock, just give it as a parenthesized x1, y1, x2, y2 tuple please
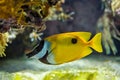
(0, 68, 118, 80)
(43, 69, 117, 80)
(44, 70, 98, 80)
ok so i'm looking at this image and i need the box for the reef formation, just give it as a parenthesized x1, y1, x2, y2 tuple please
(0, 0, 71, 58)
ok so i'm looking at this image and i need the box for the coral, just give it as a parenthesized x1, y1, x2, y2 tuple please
(0, 0, 68, 27)
(97, 0, 120, 55)
(97, 13, 117, 55)
(0, 69, 117, 80)
(0, 0, 70, 57)
(0, 32, 9, 57)
(111, 0, 120, 16)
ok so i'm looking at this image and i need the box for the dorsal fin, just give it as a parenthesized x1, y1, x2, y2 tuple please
(68, 32, 91, 41)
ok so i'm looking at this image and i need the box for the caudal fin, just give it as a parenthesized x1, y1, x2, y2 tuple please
(89, 33, 103, 52)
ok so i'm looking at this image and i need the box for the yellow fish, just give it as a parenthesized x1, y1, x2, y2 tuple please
(27, 32, 103, 64)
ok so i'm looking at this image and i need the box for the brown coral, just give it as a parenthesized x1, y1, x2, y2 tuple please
(0, 0, 68, 57)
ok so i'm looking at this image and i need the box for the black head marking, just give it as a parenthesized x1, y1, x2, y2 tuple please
(39, 51, 51, 64)
(71, 38, 77, 44)
(26, 40, 44, 58)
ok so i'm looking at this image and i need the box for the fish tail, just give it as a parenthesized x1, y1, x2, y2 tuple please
(89, 33, 103, 53)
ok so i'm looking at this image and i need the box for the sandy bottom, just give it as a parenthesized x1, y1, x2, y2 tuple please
(0, 54, 120, 80)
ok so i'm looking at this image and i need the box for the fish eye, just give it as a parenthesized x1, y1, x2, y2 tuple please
(71, 38, 77, 44)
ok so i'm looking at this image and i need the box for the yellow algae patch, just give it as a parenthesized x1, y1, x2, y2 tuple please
(9, 69, 118, 80)
(43, 69, 117, 80)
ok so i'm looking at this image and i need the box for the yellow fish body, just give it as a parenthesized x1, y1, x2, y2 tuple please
(27, 32, 103, 64)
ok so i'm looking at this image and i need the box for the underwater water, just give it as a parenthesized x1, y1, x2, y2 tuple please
(0, 0, 120, 80)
